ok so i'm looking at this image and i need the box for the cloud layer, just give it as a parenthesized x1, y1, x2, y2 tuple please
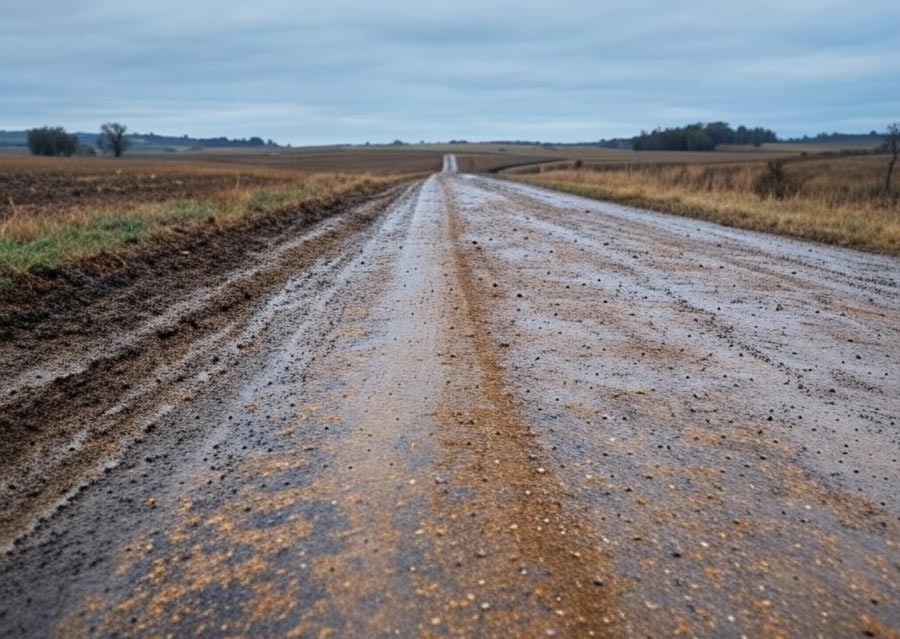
(2, 0, 899, 143)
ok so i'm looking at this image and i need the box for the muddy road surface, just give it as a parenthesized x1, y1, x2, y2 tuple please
(1, 161, 898, 638)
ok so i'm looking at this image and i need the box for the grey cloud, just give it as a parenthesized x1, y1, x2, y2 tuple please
(1, 0, 898, 143)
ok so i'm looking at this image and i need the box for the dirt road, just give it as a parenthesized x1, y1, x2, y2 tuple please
(2, 159, 898, 638)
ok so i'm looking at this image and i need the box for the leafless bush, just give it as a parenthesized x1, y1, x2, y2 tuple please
(885, 122, 899, 192)
(754, 160, 799, 200)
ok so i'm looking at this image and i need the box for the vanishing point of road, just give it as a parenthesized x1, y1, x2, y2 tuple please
(1, 158, 898, 638)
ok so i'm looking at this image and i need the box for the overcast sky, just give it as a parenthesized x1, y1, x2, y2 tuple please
(2, 0, 899, 144)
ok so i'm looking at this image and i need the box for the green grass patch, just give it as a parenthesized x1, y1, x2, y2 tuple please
(0, 215, 150, 274)
(0, 200, 232, 276)
(248, 186, 313, 211)
(161, 200, 222, 223)
(0, 190, 295, 278)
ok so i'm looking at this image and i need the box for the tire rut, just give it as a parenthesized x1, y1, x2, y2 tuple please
(0, 183, 415, 552)
(440, 175, 620, 636)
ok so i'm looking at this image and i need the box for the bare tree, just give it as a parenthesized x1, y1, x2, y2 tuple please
(885, 122, 900, 192)
(97, 122, 130, 157)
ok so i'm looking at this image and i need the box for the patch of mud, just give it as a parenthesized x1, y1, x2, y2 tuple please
(0, 181, 415, 550)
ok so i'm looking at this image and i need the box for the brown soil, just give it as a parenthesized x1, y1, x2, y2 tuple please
(0, 157, 290, 216)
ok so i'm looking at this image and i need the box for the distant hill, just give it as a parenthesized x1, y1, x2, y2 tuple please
(0, 130, 280, 150)
(0, 131, 28, 147)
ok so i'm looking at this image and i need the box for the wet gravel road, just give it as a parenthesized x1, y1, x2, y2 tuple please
(2, 162, 898, 638)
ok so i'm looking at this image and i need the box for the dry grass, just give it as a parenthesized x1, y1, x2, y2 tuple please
(516, 154, 900, 254)
(495, 143, 823, 169)
(0, 155, 411, 285)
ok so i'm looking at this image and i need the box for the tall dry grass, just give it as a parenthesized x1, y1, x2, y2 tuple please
(0, 169, 402, 284)
(517, 155, 900, 254)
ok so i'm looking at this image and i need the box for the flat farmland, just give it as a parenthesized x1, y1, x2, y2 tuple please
(0, 155, 296, 212)
(152, 141, 838, 177)
(170, 145, 552, 174)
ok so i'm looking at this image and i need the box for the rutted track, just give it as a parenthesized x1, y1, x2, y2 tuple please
(1, 166, 898, 638)
(0, 183, 414, 549)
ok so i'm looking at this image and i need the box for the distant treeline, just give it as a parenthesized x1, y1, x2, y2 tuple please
(632, 122, 778, 151)
(127, 133, 279, 148)
(781, 131, 885, 144)
(449, 125, 777, 152)
(0, 130, 280, 150)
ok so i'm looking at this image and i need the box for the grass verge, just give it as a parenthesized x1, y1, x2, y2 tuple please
(0, 172, 409, 291)
(514, 155, 900, 254)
